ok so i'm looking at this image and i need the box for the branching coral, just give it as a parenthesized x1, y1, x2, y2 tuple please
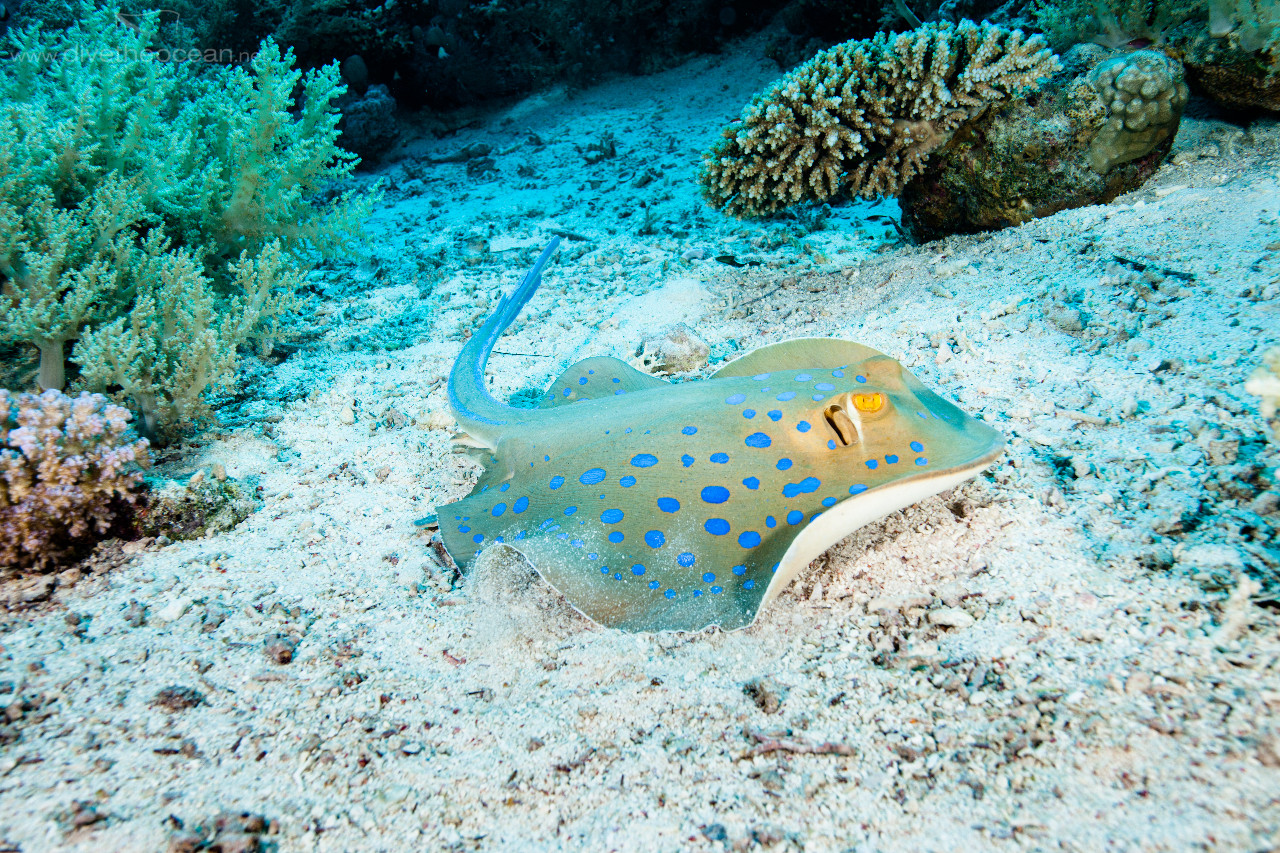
(1, 389, 149, 571)
(0, 3, 377, 440)
(698, 21, 1060, 218)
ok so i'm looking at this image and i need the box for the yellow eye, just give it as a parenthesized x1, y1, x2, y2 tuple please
(852, 392, 884, 413)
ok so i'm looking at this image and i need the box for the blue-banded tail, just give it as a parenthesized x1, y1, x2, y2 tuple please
(447, 238, 561, 444)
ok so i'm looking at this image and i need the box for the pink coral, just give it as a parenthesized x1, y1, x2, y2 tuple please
(1, 389, 150, 572)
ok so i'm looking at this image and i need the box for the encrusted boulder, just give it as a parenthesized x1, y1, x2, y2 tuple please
(900, 46, 1188, 240)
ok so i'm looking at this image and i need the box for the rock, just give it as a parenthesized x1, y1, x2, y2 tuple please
(928, 607, 976, 629)
(867, 592, 931, 613)
(901, 45, 1188, 239)
(152, 686, 206, 712)
(338, 84, 399, 163)
(743, 677, 786, 714)
(134, 474, 259, 542)
(634, 323, 710, 374)
(157, 597, 192, 623)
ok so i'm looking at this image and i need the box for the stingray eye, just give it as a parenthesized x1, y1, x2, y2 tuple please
(852, 392, 885, 414)
(823, 404, 858, 446)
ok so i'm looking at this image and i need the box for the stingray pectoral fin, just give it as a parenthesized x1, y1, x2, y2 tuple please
(712, 338, 889, 379)
(537, 356, 669, 408)
(504, 535, 763, 632)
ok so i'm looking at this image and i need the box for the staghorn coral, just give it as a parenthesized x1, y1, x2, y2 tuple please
(1246, 346, 1280, 443)
(1, 389, 149, 572)
(0, 4, 376, 441)
(698, 21, 1060, 218)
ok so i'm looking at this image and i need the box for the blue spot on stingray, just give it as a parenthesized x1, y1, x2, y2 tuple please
(916, 457, 928, 466)
(702, 572, 716, 583)
(632, 564, 646, 576)
(732, 565, 746, 576)
(492, 503, 506, 517)
(832, 369, 844, 378)
(588, 370, 594, 375)
(743, 409, 756, 419)
(710, 452, 729, 464)
(743, 477, 760, 490)
(562, 388, 571, 397)
(776, 391, 796, 402)
(620, 475, 636, 487)
(625, 428, 633, 433)
(782, 477, 821, 498)
(578, 377, 587, 385)
(608, 531, 624, 543)
(544, 455, 550, 461)
(571, 539, 583, 547)
(677, 552, 696, 567)
(644, 530, 665, 548)
(588, 552, 598, 559)
(828, 440, 837, 449)
(657, 497, 681, 513)
(515, 531, 527, 540)
(513, 496, 529, 514)
(473, 533, 484, 543)
(745, 432, 772, 448)
(549, 475, 565, 490)
(459, 525, 471, 533)
(601, 509, 624, 524)
(910, 441, 924, 452)
(564, 506, 577, 515)
(649, 580, 660, 589)
(664, 589, 676, 599)
(776, 458, 792, 470)
(612, 377, 620, 383)
(744, 579, 756, 590)
(705, 518, 730, 536)
(701, 486, 730, 504)
(849, 484, 867, 495)
(918, 411, 927, 419)
(710, 586, 723, 594)
(796, 373, 811, 382)
(631, 454, 658, 468)
(856, 375, 867, 383)
(821, 497, 837, 508)
(812, 394, 825, 402)
(866, 459, 878, 470)
(546, 525, 561, 533)
(580, 468, 607, 485)
(766, 515, 777, 528)
(886, 454, 898, 464)
(725, 393, 746, 405)
(614, 389, 625, 395)
(765, 410, 781, 422)
(753, 373, 770, 380)
(495, 536, 504, 543)
(682, 454, 694, 467)
(796, 421, 811, 433)
(500, 483, 510, 492)
(681, 425, 698, 435)
(614, 573, 622, 580)
(815, 382, 835, 392)
(738, 530, 761, 548)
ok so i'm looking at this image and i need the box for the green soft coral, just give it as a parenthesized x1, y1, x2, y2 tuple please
(0, 3, 378, 440)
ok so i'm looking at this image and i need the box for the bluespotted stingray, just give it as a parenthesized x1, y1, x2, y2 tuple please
(438, 239, 1004, 632)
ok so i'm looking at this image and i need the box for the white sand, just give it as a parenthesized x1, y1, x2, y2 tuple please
(1, 33, 1278, 852)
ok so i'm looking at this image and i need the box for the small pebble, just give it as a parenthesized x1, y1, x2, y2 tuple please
(928, 607, 976, 629)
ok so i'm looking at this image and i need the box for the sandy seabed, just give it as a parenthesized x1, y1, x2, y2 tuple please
(1, 32, 1279, 853)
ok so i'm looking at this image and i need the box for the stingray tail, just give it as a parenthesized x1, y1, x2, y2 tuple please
(447, 237, 561, 443)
